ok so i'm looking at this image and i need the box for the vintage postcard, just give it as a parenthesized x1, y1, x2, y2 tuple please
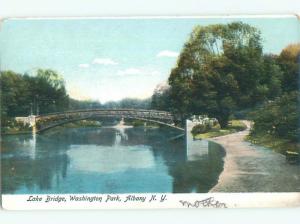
(0, 15, 299, 210)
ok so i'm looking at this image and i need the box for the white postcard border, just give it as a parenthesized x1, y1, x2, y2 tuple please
(2, 192, 300, 210)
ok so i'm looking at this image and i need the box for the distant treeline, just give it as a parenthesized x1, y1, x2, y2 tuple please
(151, 22, 299, 148)
(69, 98, 151, 110)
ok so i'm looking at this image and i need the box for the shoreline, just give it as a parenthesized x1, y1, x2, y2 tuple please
(0, 122, 158, 136)
(1, 130, 32, 135)
(208, 120, 252, 192)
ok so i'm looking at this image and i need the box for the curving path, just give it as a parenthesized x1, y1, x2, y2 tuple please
(210, 120, 300, 192)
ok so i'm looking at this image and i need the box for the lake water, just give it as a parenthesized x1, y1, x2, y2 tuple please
(1, 126, 225, 194)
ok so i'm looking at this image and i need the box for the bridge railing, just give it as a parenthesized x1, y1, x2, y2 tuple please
(36, 108, 173, 117)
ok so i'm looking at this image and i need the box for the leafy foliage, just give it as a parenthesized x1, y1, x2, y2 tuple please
(250, 91, 300, 143)
(248, 43, 300, 151)
(276, 43, 300, 92)
(68, 98, 102, 110)
(151, 83, 171, 111)
(0, 69, 69, 126)
(191, 123, 213, 136)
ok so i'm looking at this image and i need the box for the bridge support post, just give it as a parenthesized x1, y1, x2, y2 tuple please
(32, 124, 37, 134)
(28, 115, 37, 134)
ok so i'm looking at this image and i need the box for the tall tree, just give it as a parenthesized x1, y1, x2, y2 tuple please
(276, 43, 300, 92)
(151, 83, 172, 111)
(168, 22, 267, 127)
(0, 71, 31, 120)
(27, 69, 69, 114)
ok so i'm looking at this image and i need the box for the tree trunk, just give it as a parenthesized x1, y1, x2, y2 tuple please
(218, 116, 229, 129)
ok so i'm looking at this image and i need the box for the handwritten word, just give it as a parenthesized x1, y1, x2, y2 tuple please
(179, 197, 227, 208)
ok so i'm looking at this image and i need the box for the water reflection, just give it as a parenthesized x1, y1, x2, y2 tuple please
(170, 141, 225, 193)
(1, 153, 69, 193)
(1, 126, 225, 194)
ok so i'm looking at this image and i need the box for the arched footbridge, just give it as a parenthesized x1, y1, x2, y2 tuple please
(23, 109, 184, 133)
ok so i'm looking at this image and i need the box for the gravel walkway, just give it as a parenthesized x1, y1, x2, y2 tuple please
(210, 121, 300, 192)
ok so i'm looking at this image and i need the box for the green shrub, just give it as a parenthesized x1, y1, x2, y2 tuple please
(250, 91, 299, 142)
(191, 123, 211, 136)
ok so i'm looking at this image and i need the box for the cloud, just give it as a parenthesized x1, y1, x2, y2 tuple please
(78, 58, 117, 68)
(117, 68, 161, 76)
(157, 50, 179, 58)
(117, 68, 141, 76)
(78, 63, 90, 68)
(92, 58, 118, 65)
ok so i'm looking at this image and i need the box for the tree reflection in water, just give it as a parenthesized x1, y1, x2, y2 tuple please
(1, 133, 70, 194)
(1, 126, 225, 194)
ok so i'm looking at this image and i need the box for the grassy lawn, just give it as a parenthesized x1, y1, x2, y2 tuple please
(124, 119, 159, 128)
(246, 134, 299, 154)
(56, 120, 102, 129)
(194, 120, 247, 139)
(1, 126, 32, 135)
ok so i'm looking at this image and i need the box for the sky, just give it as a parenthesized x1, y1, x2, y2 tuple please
(0, 17, 299, 103)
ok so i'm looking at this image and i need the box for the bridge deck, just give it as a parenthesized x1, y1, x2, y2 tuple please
(33, 109, 183, 132)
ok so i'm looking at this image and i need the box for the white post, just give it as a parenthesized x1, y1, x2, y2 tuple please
(28, 115, 37, 134)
